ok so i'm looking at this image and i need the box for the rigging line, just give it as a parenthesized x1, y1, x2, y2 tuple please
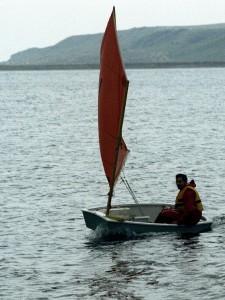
(120, 174, 145, 216)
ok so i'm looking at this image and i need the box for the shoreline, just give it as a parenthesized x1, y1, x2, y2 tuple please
(0, 62, 225, 71)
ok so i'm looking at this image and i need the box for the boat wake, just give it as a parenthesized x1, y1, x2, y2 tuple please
(84, 224, 180, 245)
(211, 214, 225, 228)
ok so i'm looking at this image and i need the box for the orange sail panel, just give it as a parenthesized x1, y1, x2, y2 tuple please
(98, 8, 129, 188)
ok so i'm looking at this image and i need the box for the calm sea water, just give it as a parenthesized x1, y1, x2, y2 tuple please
(0, 68, 225, 299)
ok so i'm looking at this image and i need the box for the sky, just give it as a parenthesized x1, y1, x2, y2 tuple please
(0, 0, 225, 62)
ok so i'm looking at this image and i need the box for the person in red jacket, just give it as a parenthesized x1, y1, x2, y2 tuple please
(155, 174, 203, 225)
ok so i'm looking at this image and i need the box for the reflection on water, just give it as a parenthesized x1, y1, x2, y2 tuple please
(84, 231, 208, 300)
(85, 236, 153, 299)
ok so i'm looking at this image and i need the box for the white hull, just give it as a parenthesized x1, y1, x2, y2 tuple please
(82, 203, 212, 236)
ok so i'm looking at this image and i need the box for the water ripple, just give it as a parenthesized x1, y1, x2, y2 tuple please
(0, 69, 225, 299)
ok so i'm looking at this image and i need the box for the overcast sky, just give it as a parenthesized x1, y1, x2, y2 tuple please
(0, 0, 224, 62)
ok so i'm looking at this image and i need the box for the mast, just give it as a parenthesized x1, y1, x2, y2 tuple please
(106, 81, 129, 215)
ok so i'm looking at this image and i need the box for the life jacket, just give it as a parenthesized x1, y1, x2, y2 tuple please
(175, 182, 203, 213)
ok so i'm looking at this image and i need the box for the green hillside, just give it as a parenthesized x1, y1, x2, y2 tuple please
(2, 23, 225, 67)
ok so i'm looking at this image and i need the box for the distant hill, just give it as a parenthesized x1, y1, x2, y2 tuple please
(2, 23, 225, 68)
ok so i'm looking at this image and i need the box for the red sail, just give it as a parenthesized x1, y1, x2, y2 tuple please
(98, 7, 129, 189)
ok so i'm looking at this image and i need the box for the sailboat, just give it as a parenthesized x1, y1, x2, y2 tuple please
(82, 7, 212, 235)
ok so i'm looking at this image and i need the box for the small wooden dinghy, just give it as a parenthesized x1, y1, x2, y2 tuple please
(83, 204, 212, 235)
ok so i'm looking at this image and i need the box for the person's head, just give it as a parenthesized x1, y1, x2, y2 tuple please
(176, 173, 187, 190)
